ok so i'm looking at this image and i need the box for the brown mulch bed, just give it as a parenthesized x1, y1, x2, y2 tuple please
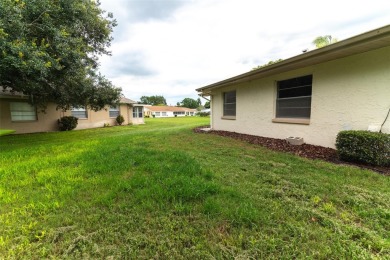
(193, 126, 389, 175)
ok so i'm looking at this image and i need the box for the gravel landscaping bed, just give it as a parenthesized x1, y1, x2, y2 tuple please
(194, 126, 389, 175)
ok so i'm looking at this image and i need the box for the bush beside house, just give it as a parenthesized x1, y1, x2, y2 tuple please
(58, 116, 78, 131)
(336, 130, 390, 166)
(116, 115, 125, 125)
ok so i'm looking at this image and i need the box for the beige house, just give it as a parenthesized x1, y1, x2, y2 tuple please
(196, 25, 390, 148)
(0, 89, 144, 134)
(144, 106, 197, 118)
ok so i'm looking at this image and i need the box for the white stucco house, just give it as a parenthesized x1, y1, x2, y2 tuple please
(196, 25, 390, 148)
(144, 106, 197, 118)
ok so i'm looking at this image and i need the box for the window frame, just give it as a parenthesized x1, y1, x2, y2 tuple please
(10, 102, 37, 122)
(173, 111, 185, 116)
(133, 106, 143, 118)
(274, 75, 312, 124)
(222, 90, 236, 119)
(71, 107, 88, 119)
(109, 105, 120, 118)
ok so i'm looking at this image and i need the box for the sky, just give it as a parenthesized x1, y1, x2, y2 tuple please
(98, 0, 390, 105)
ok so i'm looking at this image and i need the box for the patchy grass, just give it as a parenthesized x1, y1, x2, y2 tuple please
(0, 117, 389, 258)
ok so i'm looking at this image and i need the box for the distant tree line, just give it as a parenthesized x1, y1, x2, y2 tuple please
(139, 95, 209, 110)
(139, 95, 167, 106)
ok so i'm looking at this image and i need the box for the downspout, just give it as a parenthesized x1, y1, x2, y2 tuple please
(379, 108, 390, 133)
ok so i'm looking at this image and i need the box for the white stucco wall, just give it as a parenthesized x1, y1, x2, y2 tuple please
(211, 46, 390, 148)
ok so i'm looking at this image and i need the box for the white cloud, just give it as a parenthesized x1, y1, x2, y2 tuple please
(99, 0, 390, 105)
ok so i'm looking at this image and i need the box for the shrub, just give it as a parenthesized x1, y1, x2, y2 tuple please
(58, 116, 78, 131)
(198, 112, 210, 117)
(336, 130, 390, 166)
(116, 114, 125, 125)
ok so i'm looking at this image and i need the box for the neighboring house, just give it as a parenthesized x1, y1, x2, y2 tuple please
(196, 25, 390, 148)
(144, 106, 197, 118)
(0, 89, 145, 134)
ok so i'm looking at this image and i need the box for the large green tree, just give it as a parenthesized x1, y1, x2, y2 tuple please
(140, 95, 167, 106)
(179, 98, 199, 109)
(0, 0, 121, 110)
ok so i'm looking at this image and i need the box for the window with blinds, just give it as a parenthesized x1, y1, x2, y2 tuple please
(276, 75, 312, 119)
(10, 102, 37, 121)
(223, 90, 236, 117)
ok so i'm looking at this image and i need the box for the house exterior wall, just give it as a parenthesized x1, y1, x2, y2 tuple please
(0, 100, 135, 134)
(210, 46, 390, 148)
(144, 108, 196, 118)
(73, 104, 130, 130)
(0, 99, 64, 133)
(152, 111, 174, 117)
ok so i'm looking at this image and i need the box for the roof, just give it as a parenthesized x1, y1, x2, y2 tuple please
(145, 106, 197, 112)
(0, 87, 28, 99)
(120, 97, 136, 104)
(196, 25, 390, 95)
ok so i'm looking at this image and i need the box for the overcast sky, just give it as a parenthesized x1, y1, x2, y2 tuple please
(98, 0, 390, 105)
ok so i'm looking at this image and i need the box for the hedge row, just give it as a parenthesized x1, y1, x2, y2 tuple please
(336, 130, 389, 166)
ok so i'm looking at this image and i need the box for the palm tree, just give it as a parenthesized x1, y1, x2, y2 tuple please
(312, 35, 338, 48)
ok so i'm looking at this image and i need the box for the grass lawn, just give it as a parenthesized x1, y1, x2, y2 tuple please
(0, 117, 389, 258)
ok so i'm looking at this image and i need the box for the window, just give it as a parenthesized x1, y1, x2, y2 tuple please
(162, 112, 167, 116)
(173, 111, 185, 115)
(155, 112, 160, 116)
(10, 102, 37, 121)
(223, 91, 236, 117)
(109, 106, 119, 118)
(276, 75, 312, 119)
(71, 107, 88, 119)
(133, 107, 143, 118)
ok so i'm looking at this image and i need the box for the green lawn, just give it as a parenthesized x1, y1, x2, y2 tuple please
(0, 117, 389, 258)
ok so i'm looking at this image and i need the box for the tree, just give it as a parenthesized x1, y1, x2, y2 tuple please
(312, 35, 338, 48)
(252, 59, 283, 70)
(0, 0, 121, 111)
(204, 101, 210, 109)
(197, 97, 202, 106)
(140, 95, 167, 106)
(178, 98, 199, 109)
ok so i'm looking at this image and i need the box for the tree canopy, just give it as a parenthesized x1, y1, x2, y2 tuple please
(178, 98, 199, 109)
(252, 59, 283, 70)
(312, 35, 338, 48)
(0, 0, 121, 110)
(140, 95, 167, 106)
